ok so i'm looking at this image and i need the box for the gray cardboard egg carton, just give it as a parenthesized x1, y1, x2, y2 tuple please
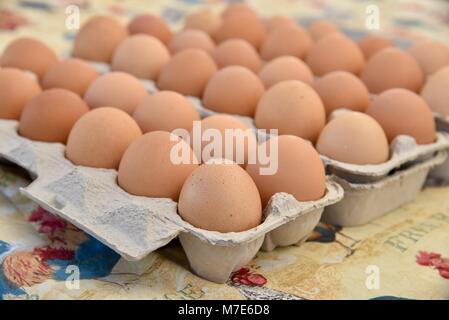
(429, 113, 449, 181)
(0, 119, 343, 283)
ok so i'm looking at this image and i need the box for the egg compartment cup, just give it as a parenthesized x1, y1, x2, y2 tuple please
(0, 119, 343, 282)
(321, 151, 447, 227)
(429, 114, 449, 181)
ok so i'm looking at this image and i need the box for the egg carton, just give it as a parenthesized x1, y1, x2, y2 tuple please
(428, 114, 449, 181)
(322, 151, 447, 227)
(0, 119, 343, 283)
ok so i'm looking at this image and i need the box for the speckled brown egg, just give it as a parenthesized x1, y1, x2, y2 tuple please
(247, 135, 326, 207)
(73, 16, 128, 63)
(19, 89, 89, 143)
(314, 71, 370, 116)
(178, 162, 262, 232)
(133, 91, 200, 133)
(421, 66, 449, 117)
(157, 49, 218, 97)
(213, 39, 262, 73)
(306, 33, 365, 76)
(42, 58, 99, 96)
(408, 40, 449, 76)
(255, 80, 326, 143)
(358, 35, 393, 59)
(111, 34, 170, 80)
(316, 112, 389, 164)
(264, 16, 296, 32)
(222, 3, 258, 19)
(0, 37, 58, 80)
(0, 68, 41, 120)
(118, 131, 198, 201)
(361, 47, 424, 94)
(128, 14, 172, 45)
(84, 72, 148, 114)
(367, 88, 436, 144)
(66, 107, 142, 169)
(168, 29, 216, 54)
(258, 56, 314, 88)
(307, 20, 340, 41)
(203, 66, 265, 117)
(184, 9, 222, 36)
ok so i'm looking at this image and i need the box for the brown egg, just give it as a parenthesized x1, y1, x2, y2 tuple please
(314, 71, 370, 116)
(265, 16, 296, 32)
(0, 68, 41, 120)
(84, 72, 148, 114)
(193, 114, 257, 166)
(128, 14, 172, 45)
(178, 162, 262, 232)
(358, 35, 393, 59)
(255, 80, 326, 143)
(214, 11, 267, 49)
(258, 56, 314, 88)
(111, 34, 170, 80)
(73, 16, 128, 63)
(66, 107, 142, 169)
(222, 3, 258, 19)
(133, 91, 200, 133)
(421, 66, 449, 117)
(184, 9, 222, 36)
(203, 66, 264, 117)
(118, 131, 198, 201)
(0, 37, 58, 80)
(316, 112, 389, 164)
(361, 47, 424, 94)
(367, 89, 436, 144)
(157, 49, 218, 97)
(260, 25, 312, 61)
(213, 39, 262, 73)
(408, 40, 449, 76)
(247, 135, 326, 207)
(306, 33, 365, 76)
(42, 58, 99, 96)
(308, 20, 340, 41)
(168, 29, 216, 54)
(19, 89, 89, 143)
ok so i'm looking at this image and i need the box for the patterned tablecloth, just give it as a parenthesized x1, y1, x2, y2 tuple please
(0, 0, 449, 300)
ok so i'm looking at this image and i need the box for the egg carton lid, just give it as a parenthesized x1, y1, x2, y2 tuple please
(0, 119, 343, 261)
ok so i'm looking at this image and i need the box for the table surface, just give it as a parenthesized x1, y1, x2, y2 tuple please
(0, 0, 449, 300)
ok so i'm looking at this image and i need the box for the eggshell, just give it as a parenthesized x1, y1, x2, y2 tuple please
(118, 131, 198, 201)
(265, 16, 296, 32)
(421, 66, 449, 117)
(258, 55, 314, 88)
(203, 66, 264, 117)
(0, 37, 58, 80)
(306, 33, 365, 76)
(157, 49, 218, 97)
(178, 162, 262, 232)
(361, 47, 424, 94)
(84, 72, 148, 114)
(408, 40, 449, 76)
(193, 114, 257, 166)
(128, 14, 172, 45)
(313, 71, 370, 115)
(307, 20, 340, 41)
(66, 107, 142, 169)
(260, 24, 312, 61)
(42, 58, 99, 96)
(168, 29, 216, 54)
(184, 9, 222, 36)
(133, 91, 200, 133)
(213, 39, 262, 73)
(73, 16, 128, 63)
(367, 88, 436, 144)
(246, 135, 326, 207)
(111, 34, 170, 80)
(214, 12, 267, 49)
(254, 80, 326, 143)
(0, 68, 41, 120)
(316, 112, 389, 165)
(19, 89, 89, 143)
(358, 35, 393, 59)
(222, 3, 258, 19)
